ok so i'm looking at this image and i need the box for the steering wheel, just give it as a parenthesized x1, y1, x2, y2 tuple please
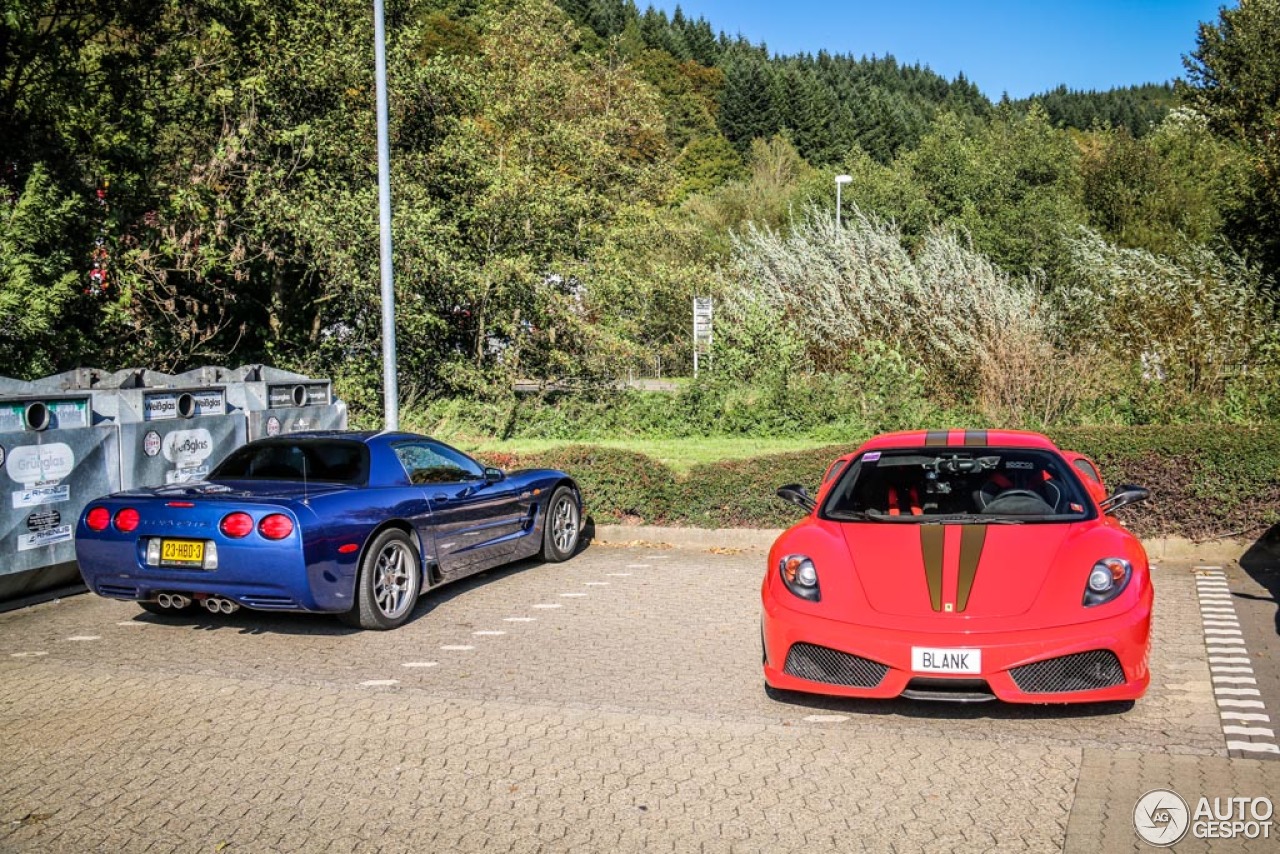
(981, 488, 1054, 515)
(993, 488, 1042, 502)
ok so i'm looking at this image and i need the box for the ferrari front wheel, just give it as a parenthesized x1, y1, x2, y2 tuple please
(341, 528, 422, 630)
(542, 486, 581, 562)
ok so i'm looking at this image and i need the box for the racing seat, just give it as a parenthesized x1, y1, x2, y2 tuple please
(975, 470, 1061, 513)
(886, 484, 923, 517)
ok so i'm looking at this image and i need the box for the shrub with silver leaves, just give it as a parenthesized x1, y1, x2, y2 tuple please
(720, 204, 1050, 395)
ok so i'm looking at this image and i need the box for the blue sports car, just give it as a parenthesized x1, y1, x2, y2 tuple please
(74, 431, 583, 629)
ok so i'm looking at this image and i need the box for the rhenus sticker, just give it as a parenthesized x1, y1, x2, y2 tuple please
(12, 483, 70, 509)
(18, 524, 73, 551)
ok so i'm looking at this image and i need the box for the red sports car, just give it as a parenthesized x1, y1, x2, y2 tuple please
(762, 429, 1151, 703)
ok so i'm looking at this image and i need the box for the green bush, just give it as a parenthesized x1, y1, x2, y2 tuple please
(497, 426, 1280, 540)
(489, 445, 677, 523)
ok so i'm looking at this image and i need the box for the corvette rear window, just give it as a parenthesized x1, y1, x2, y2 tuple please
(211, 440, 369, 485)
(821, 447, 1095, 523)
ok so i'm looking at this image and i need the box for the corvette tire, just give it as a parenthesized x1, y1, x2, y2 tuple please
(541, 486, 581, 562)
(341, 528, 422, 630)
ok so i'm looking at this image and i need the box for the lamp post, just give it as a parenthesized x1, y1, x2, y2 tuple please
(834, 174, 852, 231)
(374, 0, 399, 430)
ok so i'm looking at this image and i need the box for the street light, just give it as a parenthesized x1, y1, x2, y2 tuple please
(374, 0, 399, 430)
(834, 174, 852, 231)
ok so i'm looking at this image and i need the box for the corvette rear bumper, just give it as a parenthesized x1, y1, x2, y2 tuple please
(762, 591, 1151, 704)
(76, 538, 350, 613)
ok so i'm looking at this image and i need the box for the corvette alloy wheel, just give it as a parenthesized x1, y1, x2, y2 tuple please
(543, 486, 581, 562)
(342, 528, 422, 630)
(373, 539, 415, 620)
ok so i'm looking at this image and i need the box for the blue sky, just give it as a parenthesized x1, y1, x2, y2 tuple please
(651, 1, 1229, 99)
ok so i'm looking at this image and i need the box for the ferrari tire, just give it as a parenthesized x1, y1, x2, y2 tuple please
(541, 486, 581, 562)
(341, 528, 422, 630)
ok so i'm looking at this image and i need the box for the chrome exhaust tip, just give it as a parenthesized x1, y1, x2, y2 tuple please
(218, 598, 238, 614)
(202, 598, 221, 613)
(169, 594, 191, 609)
(157, 593, 172, 608)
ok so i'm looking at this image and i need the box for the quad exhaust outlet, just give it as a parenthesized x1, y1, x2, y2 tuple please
(155, 593, 191, 609)
(202, 596, 239, 614)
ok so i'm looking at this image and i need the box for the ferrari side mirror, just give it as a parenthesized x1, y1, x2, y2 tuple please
(776, 483, 816, 512)
(1100, 483, 1149, 515)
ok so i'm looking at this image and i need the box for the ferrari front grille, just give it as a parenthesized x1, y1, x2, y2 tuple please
(1009, 649, 1125, 694)
(783, 642, 889, 688)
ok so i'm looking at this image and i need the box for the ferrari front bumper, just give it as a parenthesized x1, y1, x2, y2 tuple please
(762, 592, 1151, 704)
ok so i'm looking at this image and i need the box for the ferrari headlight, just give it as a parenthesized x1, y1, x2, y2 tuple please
(1083, 557, 1131, 606)
(780, 555, 821, 602)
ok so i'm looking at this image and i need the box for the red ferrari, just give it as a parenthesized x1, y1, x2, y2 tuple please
(762, 429, 1151, 703)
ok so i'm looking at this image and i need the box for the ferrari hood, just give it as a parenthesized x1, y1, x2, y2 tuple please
(840, 522, 1074, 618)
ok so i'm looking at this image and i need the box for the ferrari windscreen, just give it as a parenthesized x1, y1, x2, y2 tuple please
(821, 447, 1096, 523)
(210, 439, 370, 485)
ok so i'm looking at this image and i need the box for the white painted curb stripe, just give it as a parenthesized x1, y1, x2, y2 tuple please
(1213, 676, 1258, 685)
(1215, 687, 1262, 696)
(1218, 699, 1266, 709)
(1221, 713, 1270, 723)
(1223, 726, 1275, 737)
(1227, 742, 1280, 754)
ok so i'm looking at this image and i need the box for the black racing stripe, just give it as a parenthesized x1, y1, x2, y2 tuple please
(920, 525, 945, 612)
(956, 525, 988, 612)
(964, 430, 988, 447)
(924, 430, 949, 447)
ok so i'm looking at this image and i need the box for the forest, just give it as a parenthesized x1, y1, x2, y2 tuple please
(2, 0, 1278, 435)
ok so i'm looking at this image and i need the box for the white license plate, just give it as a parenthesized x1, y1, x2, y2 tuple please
(911, 647, 981, 674)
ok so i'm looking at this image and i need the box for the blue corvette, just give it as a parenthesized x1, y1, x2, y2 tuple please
(74, 431, 583, 629)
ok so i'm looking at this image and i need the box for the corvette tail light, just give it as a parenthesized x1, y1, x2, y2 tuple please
(779, 554, 821, 602)
(86, 507, 110, 531)
(258, 514, 294, 540)
(114, 508, 140, 533)
(219, 512, 254, 538)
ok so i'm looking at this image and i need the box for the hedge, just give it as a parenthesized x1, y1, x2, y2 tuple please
(485, 426, 1280, 541)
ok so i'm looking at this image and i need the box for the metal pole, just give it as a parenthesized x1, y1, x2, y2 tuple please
(836, 180, 842, 231)
(692, 296, 698, 378)
(374, 0, 399, 431)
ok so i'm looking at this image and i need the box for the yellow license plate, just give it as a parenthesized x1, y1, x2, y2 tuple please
(161, 539, 204, 566)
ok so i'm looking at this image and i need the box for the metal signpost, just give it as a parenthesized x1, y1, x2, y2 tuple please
(693, 297, 713, 376)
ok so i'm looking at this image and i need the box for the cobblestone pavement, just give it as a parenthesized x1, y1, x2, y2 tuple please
(2, 543, 1278, 852)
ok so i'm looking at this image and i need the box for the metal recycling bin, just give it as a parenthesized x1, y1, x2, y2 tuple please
(202, 365, 347, 440)
(101, 384, 247, 490)
(0, 384, 120, 601)
(0, 364, 343, 605)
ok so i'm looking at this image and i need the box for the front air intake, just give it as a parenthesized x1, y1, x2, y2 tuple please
(1009, 649, 1126, 694)
(783, 642, 889, 688)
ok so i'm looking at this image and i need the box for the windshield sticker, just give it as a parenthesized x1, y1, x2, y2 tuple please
(1006, 461, 1034, 469)
(863, 452, 881, 462)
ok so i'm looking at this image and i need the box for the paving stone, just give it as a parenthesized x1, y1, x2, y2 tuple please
(0, 545, 1264, 851)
